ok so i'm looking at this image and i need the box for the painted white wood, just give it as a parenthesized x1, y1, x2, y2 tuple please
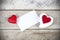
(0, 30, 60, 40)
(1, 0, 60, 9)
(0, 11, 60, 29)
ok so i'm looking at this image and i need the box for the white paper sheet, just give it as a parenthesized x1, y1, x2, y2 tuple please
(17, 11, 39, 31)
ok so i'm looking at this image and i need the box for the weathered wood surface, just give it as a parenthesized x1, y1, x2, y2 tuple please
(0, 0, 60, 40)
(0, 0, 60, 9)
(0, 11, 60, 29)
(0, 30, 60, 40)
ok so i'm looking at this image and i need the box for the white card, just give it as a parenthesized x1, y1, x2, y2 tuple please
(17, 11, 39, 31)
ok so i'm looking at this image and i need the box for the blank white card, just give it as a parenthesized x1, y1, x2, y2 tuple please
(17, 11, 39, 31)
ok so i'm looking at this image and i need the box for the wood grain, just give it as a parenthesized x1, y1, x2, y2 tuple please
(0, 0, 60, 40)
(0, 30, 60, 40)
(1, 0, 60, 9)
(0, 11, 60, 30)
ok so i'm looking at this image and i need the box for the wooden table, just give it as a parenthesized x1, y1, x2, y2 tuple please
(0, 0, 60, 40)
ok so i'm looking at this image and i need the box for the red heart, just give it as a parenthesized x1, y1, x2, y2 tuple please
(42, 15, 51, 24)
(8, 15, 17, 24)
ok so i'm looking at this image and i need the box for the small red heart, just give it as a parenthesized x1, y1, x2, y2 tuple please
(42, 15, 51, 24)
(8, 15, 17, 24)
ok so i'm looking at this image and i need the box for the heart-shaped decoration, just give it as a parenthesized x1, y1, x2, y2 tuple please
(42, 15, 51, 24)
(39, 13, 53, 28)
(8, 15, 17, 24)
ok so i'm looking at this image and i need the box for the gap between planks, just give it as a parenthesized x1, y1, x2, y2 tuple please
(0, 29, 60, 30)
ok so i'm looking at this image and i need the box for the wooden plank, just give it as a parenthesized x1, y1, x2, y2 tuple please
(0, 11, 60, 29)
(0, 9, 60, 11)
(1, 0, 60, 9)
(0, 30, 60, 40)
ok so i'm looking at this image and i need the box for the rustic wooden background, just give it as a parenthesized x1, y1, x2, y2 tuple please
(0, 0, 60, 40)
